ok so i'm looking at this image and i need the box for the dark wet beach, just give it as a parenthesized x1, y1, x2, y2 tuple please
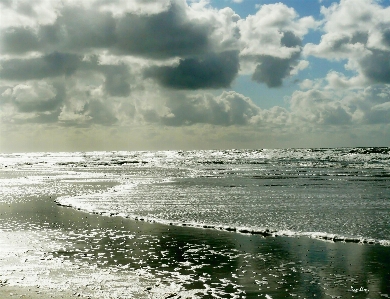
(1, 195, 390, 299)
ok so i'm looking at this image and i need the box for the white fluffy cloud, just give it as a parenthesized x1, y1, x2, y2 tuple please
(290, 89, 352, 125)
(239, 3, 315, 58)
(304, 0, 390, 85)
(238, 3, 317, 87)
(290, 85, 390, 126)
(149, 91, 261, 126)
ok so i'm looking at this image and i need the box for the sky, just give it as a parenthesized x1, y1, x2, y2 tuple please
(0, 0, 390, 152)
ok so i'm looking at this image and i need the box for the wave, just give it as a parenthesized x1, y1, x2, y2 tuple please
(54, 197, 390, 247)
(1, 147, 389, 170)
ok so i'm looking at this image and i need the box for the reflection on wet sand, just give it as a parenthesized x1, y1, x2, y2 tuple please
(1, 196, 389, 298)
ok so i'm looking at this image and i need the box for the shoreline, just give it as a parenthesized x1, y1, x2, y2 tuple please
(54, 198, 390, 247)
(1, 194, 390, 298)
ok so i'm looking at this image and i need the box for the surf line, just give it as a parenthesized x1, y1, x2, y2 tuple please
(53, 199, 387, 246)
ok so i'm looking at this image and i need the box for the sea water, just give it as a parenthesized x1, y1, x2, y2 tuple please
(0, 148, 389, 298)
(44, 148, 389, 244)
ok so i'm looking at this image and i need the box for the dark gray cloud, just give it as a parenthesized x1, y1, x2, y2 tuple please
(251, 31, 302, 88)
(84, 100, 118, 126)
(281, 31, 302, 48)
(382, 28, 390, 47)
(15, 1, 36, 17)
(252, 53, 300, 88)
(359, 49, 390, 84)
(144, 51, 239, 89)
(350, 31, 369, 44)
(0, 7, 116, 54)
(56, 7, 116, 51)
(0, 52, 81, 80)
(0, 2, 211, 59)
(115, 3, 210, 59)
(38, 23, 62, 45)
(79, 56, 133, 97)
(364, 104, 390, 124)
(324, 32, 368, 54)
(0, 52, 132, 96)
(0, 27, 41, 54)
(101, 64, 131, 97)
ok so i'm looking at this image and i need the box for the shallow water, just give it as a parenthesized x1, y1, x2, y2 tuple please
(3, 148, 386, 244)
(0, 148, 389, 298)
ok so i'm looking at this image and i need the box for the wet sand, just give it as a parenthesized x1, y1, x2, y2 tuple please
(1, 194, 390, 298)
(0, 285, 81, 299)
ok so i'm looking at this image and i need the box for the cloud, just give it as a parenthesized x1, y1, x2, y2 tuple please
(114, 2, 211, 59)
(250, 30, 303, 87)
(144, 51, 239, 89)
(11, 82, 64, 113)
(358, 49, 390, 84)
(52, 6, 117, 53)
(0, 52, 81, 80)
(366, 101, 390, 124)
(290, 85, 390, 126)
(1, 0, 389, 151)
(143, 91, 261, 126)
(0, 0, 59, 29)
(83, 100, 118, 126)
(0, 0, 240, 91)
(58, 85, 119, 127)
(350, 85, 390, 124)
(0, 26, 41, 54)
(0, 80, 65, 124)
(238, 3, 316, 87)
(0, 0, 315, 93)
(251, 51, 301, 88)
(0, 1, 213, 59)
(249, 105, 291, 128)
(1, 80, 61, 106)
(0, 58, 131, 127)
(100, 64, 132, 97)
(0, 52, 132, 98)
(304, 0, 390, 85)
(238, 3, 315, 57)
(291, 89, 352, 125)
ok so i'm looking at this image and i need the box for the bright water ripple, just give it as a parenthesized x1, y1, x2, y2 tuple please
(2, 147, 387, 245)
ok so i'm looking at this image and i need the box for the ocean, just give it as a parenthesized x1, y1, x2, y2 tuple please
(0, 148, 389, 298)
